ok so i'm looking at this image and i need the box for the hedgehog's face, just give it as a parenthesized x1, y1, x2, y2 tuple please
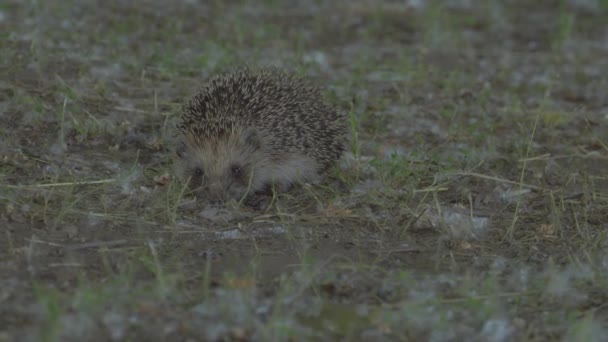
(177, 128, 266, 202)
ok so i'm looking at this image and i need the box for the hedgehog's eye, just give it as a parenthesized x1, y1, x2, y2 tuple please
(230, 165, 242, 179)
(189, 167, 204, 189)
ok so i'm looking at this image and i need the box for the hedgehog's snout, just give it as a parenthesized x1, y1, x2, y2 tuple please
(207, 182, 225, 200)
(201, 179, 249, 204)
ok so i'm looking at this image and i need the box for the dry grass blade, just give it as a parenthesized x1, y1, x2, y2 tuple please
(448, 172, 542, 190)
(2, 179, 116, 189)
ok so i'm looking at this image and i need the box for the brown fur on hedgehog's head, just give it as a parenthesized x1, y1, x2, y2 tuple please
(176, 123, 269, 202)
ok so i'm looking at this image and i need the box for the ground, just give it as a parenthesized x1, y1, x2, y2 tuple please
(1, 0, 608, 341)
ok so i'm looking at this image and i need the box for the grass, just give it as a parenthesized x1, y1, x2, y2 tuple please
(1, 0, 608, 340)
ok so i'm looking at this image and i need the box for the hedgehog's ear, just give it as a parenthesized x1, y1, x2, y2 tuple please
(243, 128, 261, 150)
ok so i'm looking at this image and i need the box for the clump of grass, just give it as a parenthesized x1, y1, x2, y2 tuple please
(33, 284, 63, 342)
(552, 2, 575, 50)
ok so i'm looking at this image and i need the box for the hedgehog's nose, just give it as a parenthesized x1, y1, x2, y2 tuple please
(207, 182, 226, 202)
(208, 182, 222, 194)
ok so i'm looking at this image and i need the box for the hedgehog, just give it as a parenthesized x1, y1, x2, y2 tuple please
(175, 67, 348, 203)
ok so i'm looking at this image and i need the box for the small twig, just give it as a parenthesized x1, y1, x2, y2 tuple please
(49, 262, 83, 267)
(436, 291, 536, 304)
(27, 238, 64, 247)
(414, 186, 449, 193)
(518, 153, 551, 162)
(68, 239, 128, 250)
(114, 106, 147, 113)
